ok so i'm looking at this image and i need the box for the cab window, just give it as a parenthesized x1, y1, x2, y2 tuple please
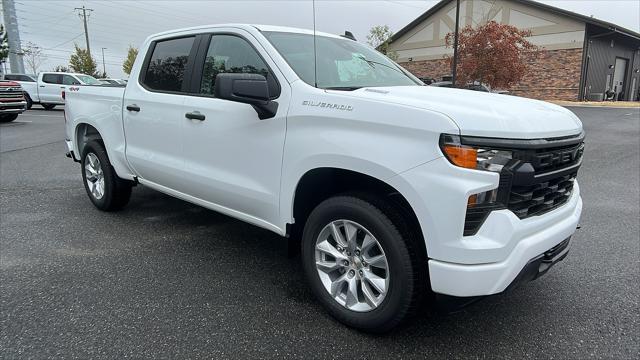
(142, 36, 195, 92)
(199, 35, 279, 98)
(63, 75, 81, 85)
(42, 74, 62, 84)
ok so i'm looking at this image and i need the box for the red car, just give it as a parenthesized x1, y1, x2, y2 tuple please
(0, 80, 27, 123)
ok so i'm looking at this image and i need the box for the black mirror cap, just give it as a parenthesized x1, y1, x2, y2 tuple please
(213, 73, 278, 120)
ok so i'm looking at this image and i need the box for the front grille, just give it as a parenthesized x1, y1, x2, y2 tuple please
(514, 142, 584, 173)
(0, 93, 24, 100)
(508, 172, 576, 218)
(462, 132, 584, 236)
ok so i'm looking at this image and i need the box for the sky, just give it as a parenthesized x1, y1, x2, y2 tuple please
(2, 0, 640, 78)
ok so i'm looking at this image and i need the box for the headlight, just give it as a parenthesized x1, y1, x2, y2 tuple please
(439, 134, 512, 173)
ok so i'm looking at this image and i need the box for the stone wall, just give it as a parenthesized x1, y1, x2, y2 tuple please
(399, 48, 584, 101)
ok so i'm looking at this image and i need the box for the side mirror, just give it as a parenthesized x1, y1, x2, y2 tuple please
(214, 73, 278, 119)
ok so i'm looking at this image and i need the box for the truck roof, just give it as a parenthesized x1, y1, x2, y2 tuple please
(148, 24, 343, 40)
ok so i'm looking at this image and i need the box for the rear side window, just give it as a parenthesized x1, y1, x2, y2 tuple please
(200, 35, 279, 98)
(143, 36, 195, 92)
(42, 74, 62, 84)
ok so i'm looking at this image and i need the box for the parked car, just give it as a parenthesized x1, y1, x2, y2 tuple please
(99, 78, 127, 86)
(2, 73, 37, 82)
(0, 80, 27, 122)
(430, 80, 509, 94)
(64, 24, 584, 332)
(6, 72, 101, 110)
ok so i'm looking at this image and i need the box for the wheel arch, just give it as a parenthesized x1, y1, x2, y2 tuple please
(287, 166, 427, 259)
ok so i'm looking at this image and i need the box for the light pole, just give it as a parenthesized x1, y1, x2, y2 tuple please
(101, 47, 107, 77)
(452, 0, 460, 86)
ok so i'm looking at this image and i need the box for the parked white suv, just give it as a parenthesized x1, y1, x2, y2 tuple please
(64, 24, 584, 332)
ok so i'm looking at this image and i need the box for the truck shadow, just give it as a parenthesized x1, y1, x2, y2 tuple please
(115, 186, 558, 341)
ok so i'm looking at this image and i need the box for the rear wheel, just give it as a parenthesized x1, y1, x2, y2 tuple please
(42, 104, 56, 110)
(81, 140, 132, 211)
(301, 194, 422, 332)
(0, 114, 19, 122)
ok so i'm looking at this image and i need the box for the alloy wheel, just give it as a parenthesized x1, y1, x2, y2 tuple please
(314, 219, 390, 312)
(84, 152, 105, 200)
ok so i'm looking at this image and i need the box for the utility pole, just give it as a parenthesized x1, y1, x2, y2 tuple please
(101, 47, 107, 76)
(2, 0, 25, 73)
(74, 5, 94, 58)
(451, 0, 460, 87)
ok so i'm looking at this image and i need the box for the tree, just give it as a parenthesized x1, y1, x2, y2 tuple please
(53, 65, 69, 72)
(22, 42, 46, 74)
(445, 21, 538, 89)
(1, 25, 10, 69)
(69, 43, 98, 76)
(367, 25, 397, 60)
(122, 45, 138, 75)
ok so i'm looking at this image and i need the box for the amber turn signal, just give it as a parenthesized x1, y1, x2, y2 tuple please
(442, 145, 477, 169)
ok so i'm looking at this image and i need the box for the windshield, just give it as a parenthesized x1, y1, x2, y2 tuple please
(264, 31, 420, 89)
(76, 75, 101, 85)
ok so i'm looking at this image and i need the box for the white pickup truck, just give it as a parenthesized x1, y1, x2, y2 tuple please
(64, 24, 584, 332)
(5, 72, 101, 110)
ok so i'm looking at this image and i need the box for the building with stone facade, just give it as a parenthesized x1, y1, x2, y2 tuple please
(387, 0, 640, 101)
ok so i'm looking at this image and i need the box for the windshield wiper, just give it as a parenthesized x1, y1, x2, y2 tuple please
(355, 55, 404, 74)
(324, 86, 362, 91)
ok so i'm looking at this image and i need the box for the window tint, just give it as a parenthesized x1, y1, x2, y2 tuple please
(200, 35, 278, 97)
(143, 36, 194, 92)
(63, 75, 80, 85)
(4, 74, 18, 81)
(42, 74, 62, 84)
(21, 75, 35, 82)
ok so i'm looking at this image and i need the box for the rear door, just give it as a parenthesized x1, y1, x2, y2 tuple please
(38, 73, 65, 103)
(122, 35, 198, 191)
(180, 31, 289, 226)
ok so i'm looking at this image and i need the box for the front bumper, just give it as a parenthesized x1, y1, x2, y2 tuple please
(428, 187, 581, 297)
(0, 100, 27, 114)
(388, 155, 583, 298)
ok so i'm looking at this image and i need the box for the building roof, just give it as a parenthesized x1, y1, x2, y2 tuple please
(389, 0, 640, 43)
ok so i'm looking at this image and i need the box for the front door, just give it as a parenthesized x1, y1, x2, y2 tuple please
(181, 32, 288, 226)
(123, 35, 197, 191)
(612, 57, 628, 100)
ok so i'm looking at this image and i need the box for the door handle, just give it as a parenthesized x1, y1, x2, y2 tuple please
(126, 104, 140, 112)
(39, 85, 45, 88)
(185, 111, 205, 121)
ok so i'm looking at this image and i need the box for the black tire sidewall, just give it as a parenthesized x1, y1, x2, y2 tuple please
(81, 141, 118, 210)
(24, 94, 33, 109)
(0, 114, 19, 122)
(301, 196, 414, 332)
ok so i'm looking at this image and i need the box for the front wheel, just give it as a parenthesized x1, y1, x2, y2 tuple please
(81, 140, 132, 211)
(0, 114, 19, 122)
(24, 93, 33, 109)
(301, 194, 421, 332)
(42, 104, 56, 110)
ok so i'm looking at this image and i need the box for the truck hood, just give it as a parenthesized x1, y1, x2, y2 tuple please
(337, 86, 582, 139)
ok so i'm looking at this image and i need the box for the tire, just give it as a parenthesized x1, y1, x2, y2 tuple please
(24, 93, 33, 110)
(81, 140, 132, 211)
(301, 194, 423, 332)
(42, 104, 56, 110)
(0, 114, 19, 122)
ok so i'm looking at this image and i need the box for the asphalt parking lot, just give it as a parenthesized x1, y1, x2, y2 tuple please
(1, 105, 639, 359)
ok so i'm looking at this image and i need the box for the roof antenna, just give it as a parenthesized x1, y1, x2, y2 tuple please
(312, 0, 318, 88)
